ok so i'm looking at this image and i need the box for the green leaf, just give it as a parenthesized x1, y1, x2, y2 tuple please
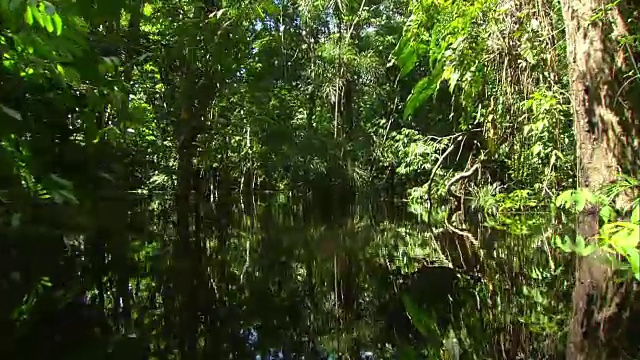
(40, 276, 52, 287)
(43, 13, 54, 32)
(449, 70, 460, 92)
(142, 3, 153, 16)
(24, 5, 34, 25)
(575, 235, 586, 251)
(555, 189, 595, 212)
(624, 248, 640, 280)
(553, 235, 573, 253)
(401, 294, 437, 338)
(587, 244, 598, 255)
(555, 190, 574, 208)
(30, 5, 44, 27)
(94, 125, 121, 142)
(580, 188, 596, 205)
(403, 76, 438, 120)
(603, 222, 640, 252)
(52, 12, 62, 35)
(599, 205, 616, 223)
(577, 244, 597, 256)
(632, 205, 639, 224)
(531, 143, 543, 156)
(396, 39, 420, 77)
(574, 192, 587, 212)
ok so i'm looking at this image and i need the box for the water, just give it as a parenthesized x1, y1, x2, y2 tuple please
(192, 192, 447, 358)
(8, 191, 570, 359)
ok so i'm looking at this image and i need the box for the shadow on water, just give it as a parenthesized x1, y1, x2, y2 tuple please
(3, 190, 571, 359)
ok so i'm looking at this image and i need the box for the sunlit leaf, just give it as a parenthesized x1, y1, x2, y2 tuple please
(599, 205, 616, 223)
(574, 192, 587, 212)
(575, 235, 586, 250)
(531, 143, 543, 156)
(603, 222, 640, 249)
(40, 276, 52, 287)
(555, 188, 595, 212)
(395, 38, 421, 77)
(623, 248, 640, 280)
(43, 14, 54, 32)
(143, 3, 153, 16)
(554, 235, 573, 253)
(404, 75, 438, 120)
(555, 190, 574, 208)
(30, 5, 44, 27)
(52, 12, 62, 35)
(24, 5, 34, 25)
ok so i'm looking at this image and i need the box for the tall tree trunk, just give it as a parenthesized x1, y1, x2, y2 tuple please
(561, 0, 640, 358)
(175, 104, 198, 359)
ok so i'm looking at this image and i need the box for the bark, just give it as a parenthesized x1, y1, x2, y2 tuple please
(560, 0, 640, 358)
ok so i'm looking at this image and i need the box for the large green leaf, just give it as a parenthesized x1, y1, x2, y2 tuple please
(401, 293, 439, 339)
(403, 74, 439, 120)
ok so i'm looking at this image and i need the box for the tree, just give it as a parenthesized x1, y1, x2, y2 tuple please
(560, 0, 640, 358)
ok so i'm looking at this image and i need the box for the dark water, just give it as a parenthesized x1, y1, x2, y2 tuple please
(6, 191, 569, 359)
(189, 192, 459, 359)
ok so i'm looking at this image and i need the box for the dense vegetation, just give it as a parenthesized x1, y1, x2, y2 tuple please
(0, 0, 638, 359)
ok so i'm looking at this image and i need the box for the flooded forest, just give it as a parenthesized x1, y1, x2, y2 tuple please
(1, 0, 639, 359)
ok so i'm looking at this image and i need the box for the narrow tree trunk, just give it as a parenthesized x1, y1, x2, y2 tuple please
(560, 0, 640, 358)
(175, 105, 198, 359)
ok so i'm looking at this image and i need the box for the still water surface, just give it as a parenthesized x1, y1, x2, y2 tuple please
(16, 191, 567, 359)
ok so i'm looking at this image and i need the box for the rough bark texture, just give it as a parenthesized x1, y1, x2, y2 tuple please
(560, 0, 640, 358)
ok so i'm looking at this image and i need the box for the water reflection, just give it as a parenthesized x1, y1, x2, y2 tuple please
(154, 190, 457, 359)
(8, 190, 570, 359)
(225, 192, 441, 359)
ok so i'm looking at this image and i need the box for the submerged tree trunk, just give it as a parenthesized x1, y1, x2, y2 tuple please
(560, 0, 640, 358)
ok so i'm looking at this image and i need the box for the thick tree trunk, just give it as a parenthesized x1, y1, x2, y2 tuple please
(560, 0, 640, 358)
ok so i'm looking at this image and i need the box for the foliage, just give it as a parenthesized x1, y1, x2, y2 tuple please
(554, 178, 640, 279)
(1, 0, 638, 358)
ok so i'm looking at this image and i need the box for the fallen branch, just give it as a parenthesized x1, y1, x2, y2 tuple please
(444, 163, 481, 249)
(426, 135, 464, 228)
